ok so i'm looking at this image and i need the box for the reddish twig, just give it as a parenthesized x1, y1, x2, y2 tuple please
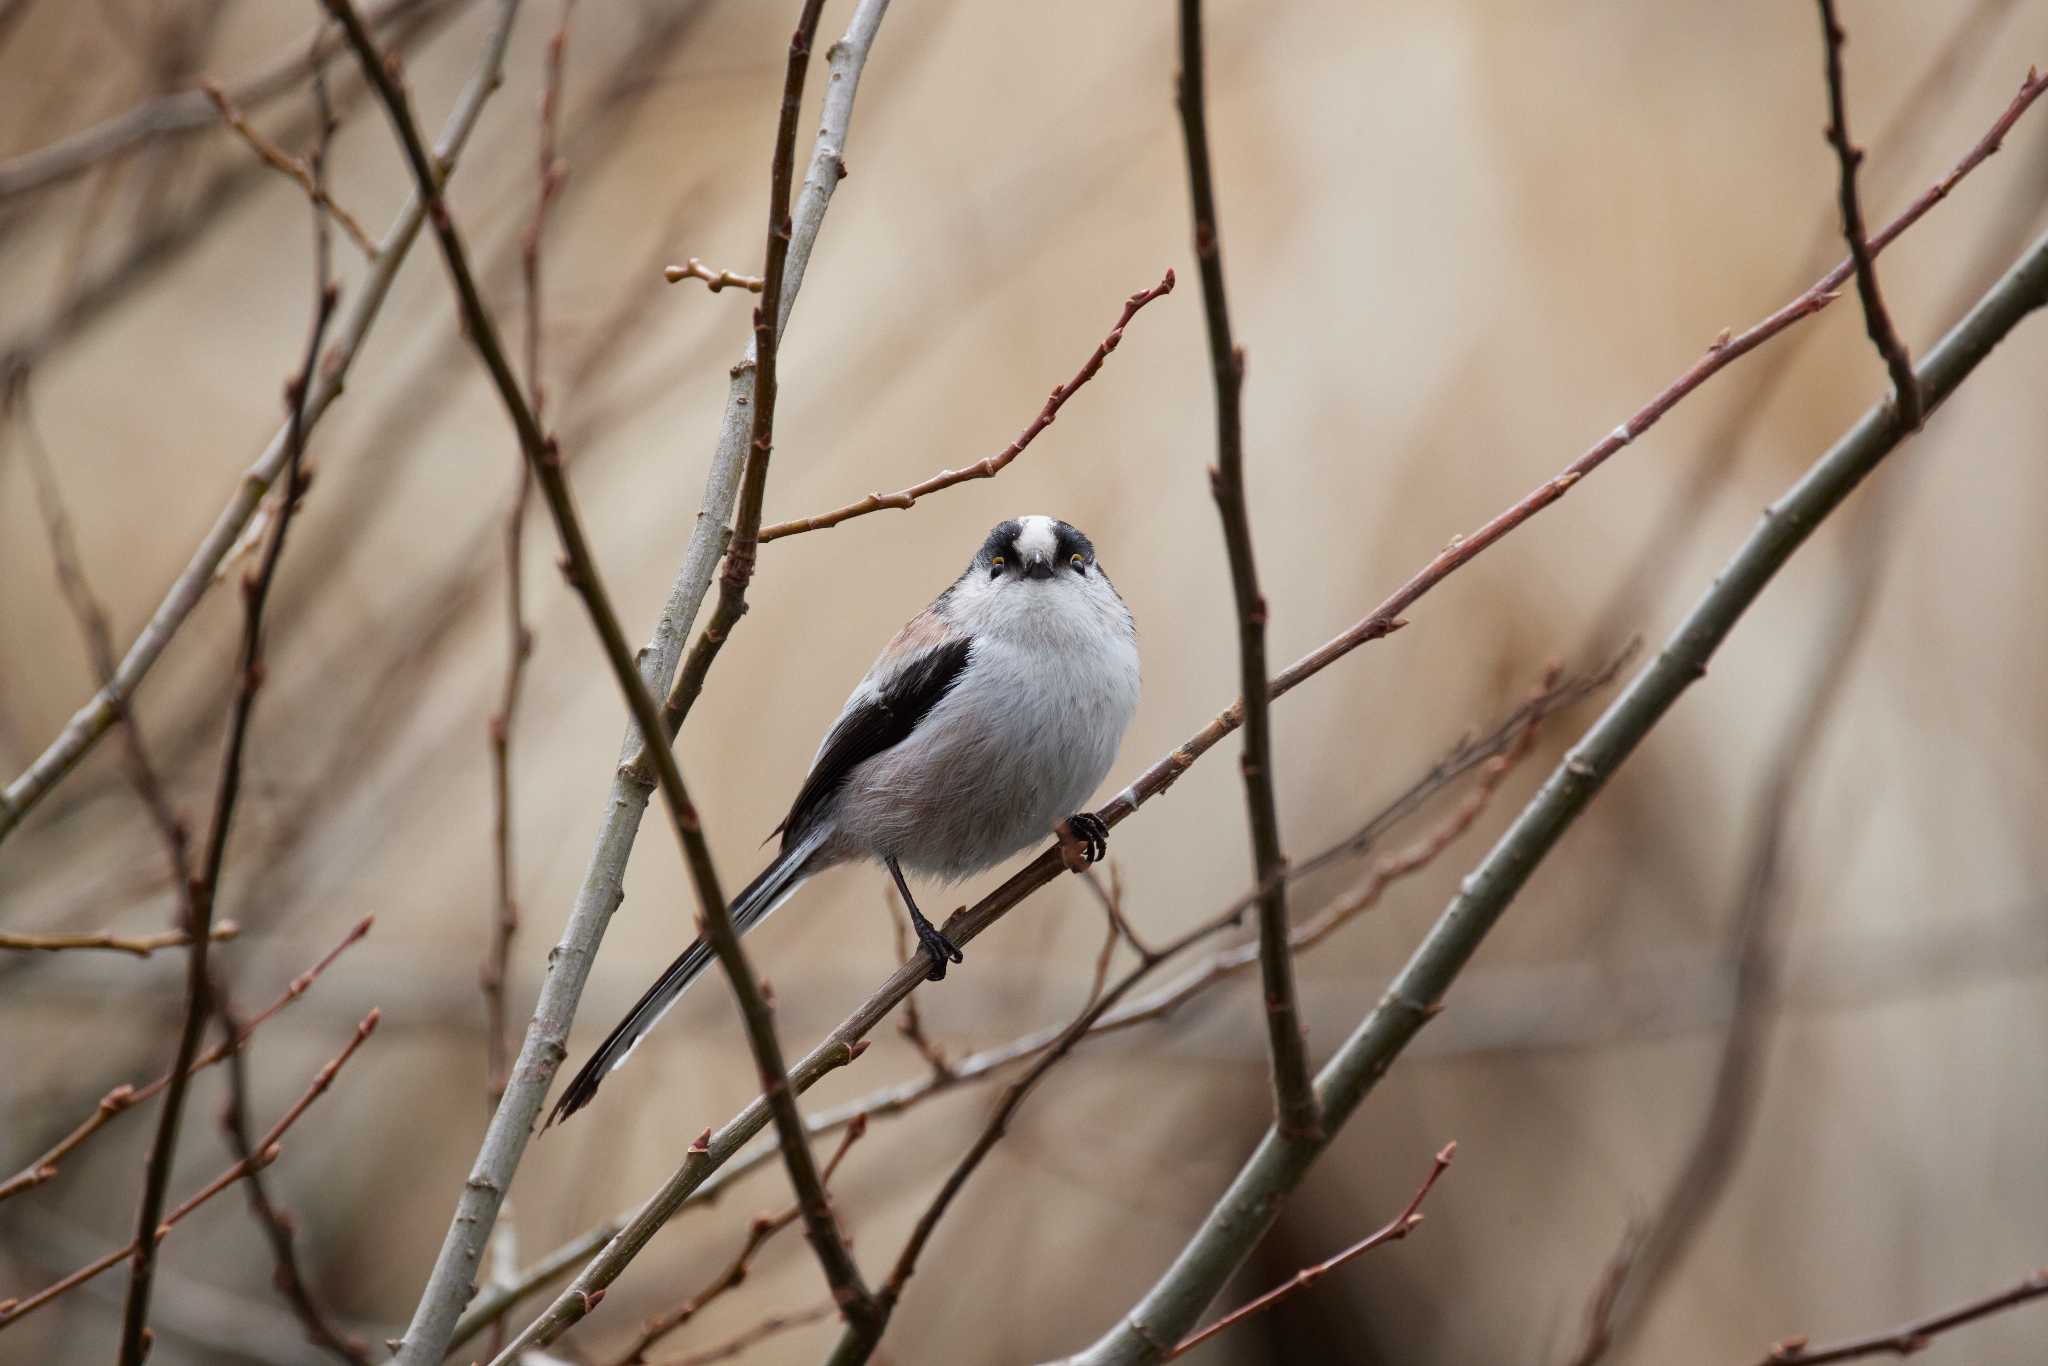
(1816, 0, 1921, 428)
(216, 994, 375, 1365)
(1754, 1269, 2048, 1366)
(201, 78, 380, 259)
(664, 257, 765, 292)
(0, 923, 239, 956)
(606, 1119, 866, 1366)
(0, 1012, 380, 1331)
(821, 895, 1126, 1364)
(652, 1301, 836, 1366)
(755, 267, 1176, 542)
(1167, 1142, 1457, 1359)
(0, 917, 373, 1204)
(1176, 0, 1317, 1143)
(115, 72, 341, 1359)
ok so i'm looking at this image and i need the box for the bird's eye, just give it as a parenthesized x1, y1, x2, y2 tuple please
(989, 555, 1004, 579)
(1070, 554, 1086, 572)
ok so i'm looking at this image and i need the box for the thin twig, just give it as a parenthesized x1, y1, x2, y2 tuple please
(0, 917, 373, 1204)
(0, 0, 525, 845)
(821, 896, 1125, 1365)
(1059, 207, 2048, 1366)
(216, 994, 375, 1365)
(754, 268, 1175, 542)
(1753, 1269, 2048, 1365)
(0, 923, 239, 956)
(1166, 1141, 1456, 1359)
(1176, 0, 1317, 1142)
(115, 81, 341, 1362)
(605, 1119, 866, 1366)
(654, 1302, 837, 1366)
(664, 257, 765, 292)
(0, 1012, 379, 1331)
(202, 79, 380, 259)
(1817, 0, 1922, 428)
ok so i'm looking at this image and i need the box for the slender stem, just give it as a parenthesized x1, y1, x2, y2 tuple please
(1175, 0, 1318, 1142)
(115, 112, 339, 1362)
(755, 269, 1175, 542)
(1751, 1269, 2048, 1365)
(1166, 1142, 1455, 1359)
(1817, 0, 1923, 427)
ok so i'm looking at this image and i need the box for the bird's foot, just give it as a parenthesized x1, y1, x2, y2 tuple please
(1057, 813, 1109, 872)
(913, 913, 964, 982)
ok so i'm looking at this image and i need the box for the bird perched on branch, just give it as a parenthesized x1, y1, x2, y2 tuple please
(549, 515, 1140, 1124)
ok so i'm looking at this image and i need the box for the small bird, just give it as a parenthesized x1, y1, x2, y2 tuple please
(548, 515, 1140, 1124)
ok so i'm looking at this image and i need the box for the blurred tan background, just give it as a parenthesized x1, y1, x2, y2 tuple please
(3, 1, 2047, 1362)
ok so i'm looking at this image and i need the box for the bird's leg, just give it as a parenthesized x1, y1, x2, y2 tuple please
(1057, 813, 1109, 873)
(887, 855, 963, 982)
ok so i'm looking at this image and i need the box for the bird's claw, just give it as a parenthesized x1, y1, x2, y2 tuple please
(1059, 813, 1109, 871)
(916, 920, 964, 982)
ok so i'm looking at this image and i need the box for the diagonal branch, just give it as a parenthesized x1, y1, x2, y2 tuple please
(1752, 1268, 2048, 1366)
(0, 1012, 379, 1332)
(1817, 0, 1923, 428)
(115, 86, 340, 1362)
(1166, 1141, 1456, 1360)
(1176, 0, 1318, 1142)
(1057, 213, 2048, 1366)
(755, 268, 1175, 542)
(0, 917, 373, 1204)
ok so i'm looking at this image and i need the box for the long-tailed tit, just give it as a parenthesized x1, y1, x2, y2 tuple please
(549, 515, 1140, 1124)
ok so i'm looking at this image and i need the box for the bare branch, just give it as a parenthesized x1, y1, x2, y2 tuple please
(603, 1119, 866, 1366)
(1175, 0, 1316, 1143)
(754, 267, 1175, 542)
(1816, 0, 1923, 427)
(115, 72, 342, 1363)
(0, 918, 374, 1205)
(1166, 1142, 1456, 1360)
(820, 886, 1125, 1364)
(0, 923, 239, 957)
(1753, 1269, 2048, 1366)
(216, 994, 375, 1365)
(664, 257, 766, 292)
(656, 1302, 837, 1366)
(0, 1012, 379, 1332)
(202, 78, 380, 259)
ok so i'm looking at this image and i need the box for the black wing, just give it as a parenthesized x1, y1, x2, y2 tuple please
(777, 636, 974, 841)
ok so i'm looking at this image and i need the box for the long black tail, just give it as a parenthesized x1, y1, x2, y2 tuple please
(545, 840, 815, 1127)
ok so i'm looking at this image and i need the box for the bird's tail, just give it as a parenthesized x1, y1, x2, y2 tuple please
(545, 832, 822, 1127)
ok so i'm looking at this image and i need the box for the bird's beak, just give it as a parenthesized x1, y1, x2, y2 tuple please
(1023, 552, 1055, 580)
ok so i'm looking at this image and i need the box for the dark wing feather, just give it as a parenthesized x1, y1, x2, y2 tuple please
(777, 635, 973, 839)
